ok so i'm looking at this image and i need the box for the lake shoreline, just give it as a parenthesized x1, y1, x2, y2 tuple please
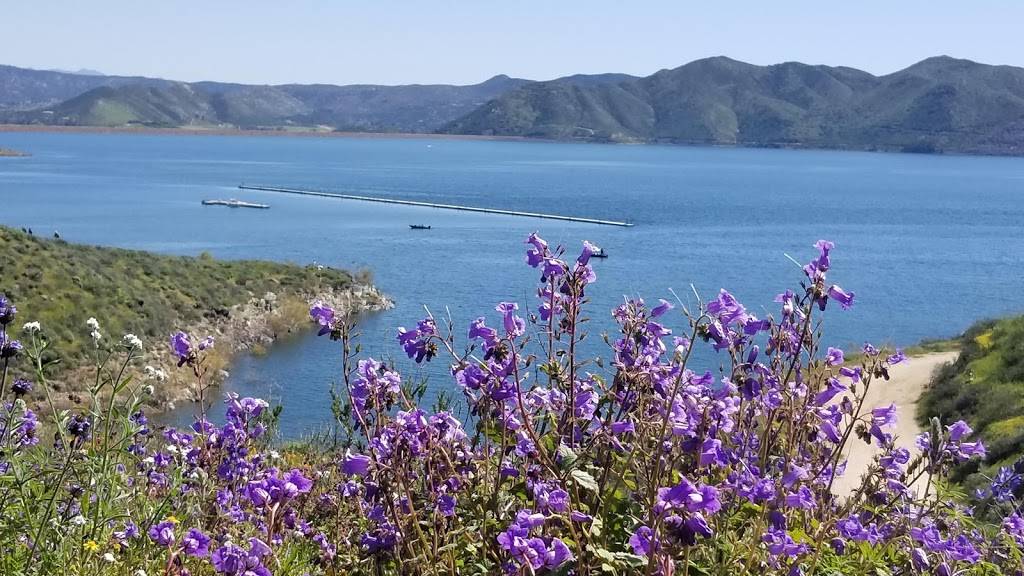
(149, 283, 393, 412)
(0, 123, 530, 143)
(4, 123, 1022, 158)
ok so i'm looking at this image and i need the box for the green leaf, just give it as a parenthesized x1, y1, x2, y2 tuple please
(589, 546, 617, 562)
(557, 442, 579, 471)
(590, 516, 604, 537)
(615, 552, 648, 567)
(571, 469, 599, 492)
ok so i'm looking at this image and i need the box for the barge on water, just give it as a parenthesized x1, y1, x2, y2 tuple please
(237, 184, 633, 227)
(202, 199, 270, 209)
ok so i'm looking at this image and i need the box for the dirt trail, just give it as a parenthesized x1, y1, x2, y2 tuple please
(833, 351, 960, 496)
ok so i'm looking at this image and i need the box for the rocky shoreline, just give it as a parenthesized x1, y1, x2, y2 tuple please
(101, 280, 391, 407)
(145, 284, 392, 411)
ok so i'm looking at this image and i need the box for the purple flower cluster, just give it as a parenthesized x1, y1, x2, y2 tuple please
(170, 330, 213, 366)
(397, 317, 438, 363)
(0, 235, 1020, 575)
(244, 467, 313, 508)
(148, 521, 210, 557)
(497, 510, 574, 571)
(211, 538, 272, 576)
(310, 301, 338, 337)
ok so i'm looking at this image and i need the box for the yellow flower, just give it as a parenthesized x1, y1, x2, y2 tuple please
(83, 540, 100, 553)
(165, 515, 180, 524)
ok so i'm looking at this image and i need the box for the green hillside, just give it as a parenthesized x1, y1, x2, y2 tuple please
(5, 56, 1024, 154)
(0, 226, 358, 374)
(446, 56, 1024, 155)
(0, 65, 531, 131)
(41, 83, 219, 127)
(918, 315, 1024, 481)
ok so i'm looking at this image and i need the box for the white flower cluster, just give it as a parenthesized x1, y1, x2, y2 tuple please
(122, 333, 143, 350)
(86, 317, 102, 346)
(22, 321, 41, 333)
(144, 365, 168, 383)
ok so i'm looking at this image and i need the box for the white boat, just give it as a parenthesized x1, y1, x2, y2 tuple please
(202, 199, 270, 209)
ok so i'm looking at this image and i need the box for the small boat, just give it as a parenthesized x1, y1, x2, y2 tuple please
(591, 248, 608, 258)
(202, 199, 270, 209)
(409, 225, 432, 230)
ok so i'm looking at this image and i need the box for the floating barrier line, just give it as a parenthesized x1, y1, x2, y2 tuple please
(238, 184, 634, 227)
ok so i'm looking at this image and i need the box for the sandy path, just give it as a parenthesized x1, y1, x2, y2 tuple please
(831, 351, 960, 496)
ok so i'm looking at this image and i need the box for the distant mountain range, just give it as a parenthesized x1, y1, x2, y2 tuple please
(0, 65, 530, 132)
(3, 57, 1024, 155)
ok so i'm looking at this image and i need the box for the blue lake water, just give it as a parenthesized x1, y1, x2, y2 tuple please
(1, 131, 1023, 437)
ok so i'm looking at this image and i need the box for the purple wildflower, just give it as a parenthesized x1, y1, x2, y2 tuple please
(468, 317, 499, 347)
(948, 420, 972, 442)
(0, 295, 16, 325)
(827, 285, 855, 309)
(763, 527, 808, 558)
(0, 337, 21, 359)
(525, 232, 548, 268)
(651, 298, 674, 318)
(211, 539, 272, 576)
(11, 378, 32, 396)
(887, 349, 907, 365)
(310, 301, 336, 336)
(170, 331, 192, 364)
(341, 450, 371, 476)
(869, 404, 898, 445)
(397, 317, 437, 363)
(496, 302, 525, 338)
(545, 538, 574, 568)
(66, 413, 91, 440)
(181, 528, 211, 557)
(577, 240, 600, 266)
(629, 526, 658, 556)
(825, 347, 844, 366)
(148, 521, 176, 547)
(437, 494, 456, 517)
(813, 377, 847, 406)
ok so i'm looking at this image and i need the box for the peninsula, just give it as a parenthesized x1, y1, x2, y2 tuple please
(0, 226, 392, 411)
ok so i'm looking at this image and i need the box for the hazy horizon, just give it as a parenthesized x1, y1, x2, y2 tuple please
(3, 0, 1023, 86)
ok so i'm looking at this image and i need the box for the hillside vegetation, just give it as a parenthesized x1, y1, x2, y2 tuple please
(5, 57, 1024, 154)
(0, 63, 172, 111)
(0, 226, 364, 379)
(446, 56, 1024, 155)
(0, 65, 529, 131)
(919, 315, 1024, 479)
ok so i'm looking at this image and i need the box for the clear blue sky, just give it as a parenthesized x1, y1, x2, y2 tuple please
(3, 0, 1022, 85)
